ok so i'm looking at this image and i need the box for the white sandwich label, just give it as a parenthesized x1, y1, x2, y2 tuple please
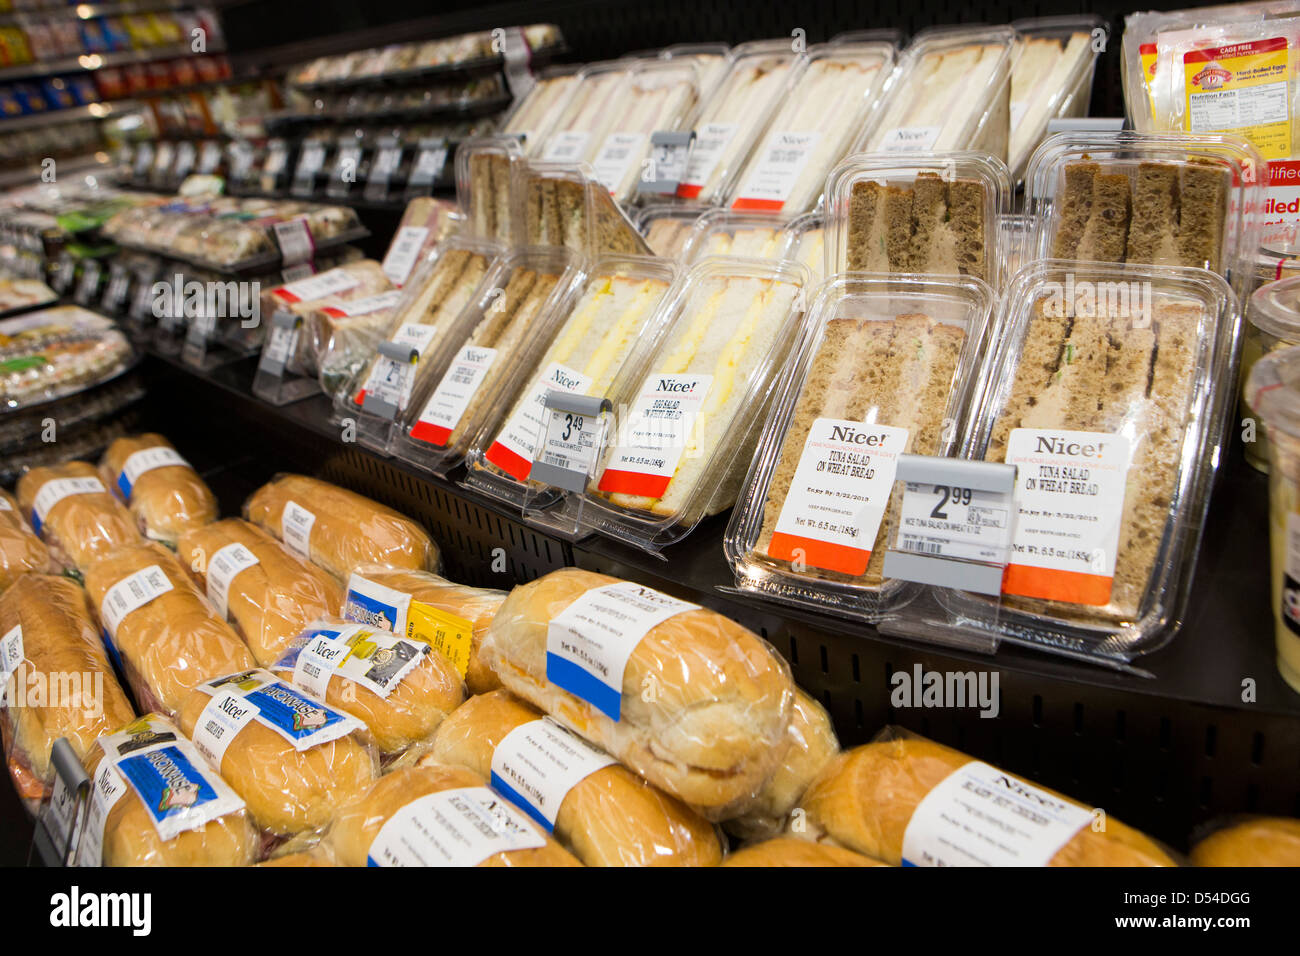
(325, 289, 403, 318)
(901, 760, 1093, 867)
(272, 269, 358, 305)
(592, 131, 646, 193)
(0, 495, 10, 511)
(487, 363, 592, 482)
(367, 786, 547, 867)
(546, 581, 699, 722)
(896, 482, 1014, 564)
(100, 565, 174, 638)
(31, 477, 105, 530)
(732, 130, 820, 210)
(490, 717, 616, 831)
(541, 130, 591, 163)
(382, 226, 430, 286)
(411, 345, 499, 446)
(281, 501, 316, 560)
(879, 126, 942, 152)
(78, 761, 127, 867)
(117, 446, 189, 498)
(191, 689, 259, 768)
(287, 623, 427, 700)
(680, 122, 738, 194)
(206, 542, 261, 621)
(597, 373, 712, 499)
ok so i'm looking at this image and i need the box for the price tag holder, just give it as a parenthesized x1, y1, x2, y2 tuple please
(881, 456, 1017, 596)
(229, 141, 255, 184)
(128, 262, 163, 327)
(291, 141, 326, 197)
(253, 310, 319, 405)
(273, 218, 315, 268)
(364, 139, 404, 201)
(530, 391, 611, 494)
(50, 253, 77, 294)
(30, 738, 90, 867)
(329, 141, 364, 198)
(73, 258, 102, 305)
(197, 140, 223, 175)
(132, 141, 155, 180)
(173, 140, 197, 181)
(406, 138, 448, 193)
(261, 139, 290, 193)
(637, 130, 695, 197)
(101, 262, 132, 315)
(361, 339, 421, 422)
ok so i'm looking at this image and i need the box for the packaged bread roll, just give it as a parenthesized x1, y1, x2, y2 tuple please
(0, 574, 134, 808)
(257, 850, 338, 867)
(725, 689, 840, 840)
(0, 488, 57, 593)
(330, 764, 582, 867)
(179, 668, 378, 835)
(1190, 817, 1300, 866)
(244, 474, 438, 583)
(479, 568, 794, 813)
(16, 461, 142, 573)
(721, 836, 884, 867)
(100, 434, 218, 548)
(179, 519, 345, 667)
(83, 544, 256, 717)
(342, 565, 506, 694)
(270, 618, 464, 755)
(794, 731, 1175, 866)
(80, 714, 257, 867)
(425, 690, 722, 866)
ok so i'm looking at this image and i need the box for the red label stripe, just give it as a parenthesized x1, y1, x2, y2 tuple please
(409, 420, 451, 446)
(731, 197, 785, 213)
(1002, 564, 1113, 606)
(485, 441, 531, 482)
(596, 469, 669, 498)
(768, 532, 871, 577)
(675, 182, 703, 200)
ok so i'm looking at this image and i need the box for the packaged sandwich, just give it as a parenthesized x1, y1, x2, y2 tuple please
(679, 209, 789, 262)
(424, 690, 721, 866)
(270, 617, 464, 756)
(100, 433, 217, 548)
(457, 136, 524, 243)
(464, 256, 678, 511)
(727, 42, 896, 215)
(80, 714, 257, 867)
(501, 67, 582, 152)
(577, 256, 807, 552)
(179, 668, 378, 836)
(781, 212, 827, 286)
(379, 196, 459, 289)
(83, 543, 257, 717)
(721, 837, 884, 867)
(478, 567, 795, 815)
(512, 160, 652, 258)
(793, 728, 1175, 866)
(858, 27, 1017, 161)
(0, 574, 134, 809)
(329, 763, 581, 866)
(178, 518, 345, 667)
(0, 488, 57, 593)
(16, 460, 142, 574)
(824, 152, 1010, 284)
(244, 474, 439, 583)
(661, 41, 733, 101)
(726, 273, 995, 621)
(635, 205, 706, 259)
(1190, 816, 1300, 866)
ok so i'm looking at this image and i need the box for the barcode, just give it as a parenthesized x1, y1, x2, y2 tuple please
(449, 367, 475, 386)
(902, 539, 945, 555)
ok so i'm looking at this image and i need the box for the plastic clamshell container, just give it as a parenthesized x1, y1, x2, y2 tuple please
(727, 42, 897, 216)
(680, 208, 792, 262)
(499, 65, 583, 152)
(1242, 274, 1300, 471)
(942, 260, 1238, 664)
(999, 213, 1035, 280)
(724, 272, 996, 621)
(455, 135, 525, 243)
(390, 245, 587, 477)
(510, 159, 652, 259)
(462, 254, 681, 511)
(823, 150, 1011, 286)
(856, 26, 1018, 163)
(780, 211, 828, 286)
(534, 59, 639, 165)
(661, 42, 734, 106)
(634, 203, 709, 259)
(572, 255, 810, 552)
(1024, 130, 1265, 303)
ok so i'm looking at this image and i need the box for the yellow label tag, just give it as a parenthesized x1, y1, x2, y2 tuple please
(405, 601, 473, 679)
(1183, 37, 1292, 159)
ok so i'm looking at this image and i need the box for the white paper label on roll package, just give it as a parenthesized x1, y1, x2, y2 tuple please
(117, 446, 189, 498)
(1002, 428, 1132, 606)
(367, 786, 546, 867)
(679, 122, 738, 197)
(732, 130, 820, 211)
(410, 345, 499, 446)
(382, 226, 430, 286)
(486, 363, 592, 482)
(100, 565, 174, 638)
(0, 625, 23, 690)
(31, 476, 106, 535)
(206, 542, 261, 621)
(0, 495, 10, 511)
(901, 760, 1093, 867)
(321, 289, 403, 319)
(597, 373, 712, 499)
(281, 501, 316, 560)
(768, 420, 908, 577)
(287, 623, 427, 700)
(78, 761, 127, 867)
(490, 718, 616, 831)
(546, 581, 700, 722)
(879, 126, 942, 152)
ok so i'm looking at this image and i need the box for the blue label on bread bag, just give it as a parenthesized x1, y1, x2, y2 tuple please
(272, 626, 344, 671)
(242, 681, 351, 742)
(116, 469, 133, 499)
(114, 745, 220, 829)
(30, 509, 41, 536)
(343, 587, 401, 631)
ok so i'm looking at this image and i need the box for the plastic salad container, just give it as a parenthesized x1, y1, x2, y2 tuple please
(1243, 275, 1300, 471)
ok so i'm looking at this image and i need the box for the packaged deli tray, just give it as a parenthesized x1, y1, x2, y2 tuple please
(391, 246, 587, 477)
(1024, 130, 1265, 301)
(937, 260, 1237, 664)
(575, 255, 809, 552)
(781, 212, 828, 285)
(728, 42, 896, 216)
(725, 273, 996, 621)
(456, 136, 525, 243)
(0, 306, 135, 412)
(857, 26, 1018, 163)
(674, 39, 802, 205)
(1008, 16, 1107, 183)
(512, 160, 652, 258)
(680, 208, 791, 262)
(501, 65, 583, 153)
(823, 151, 1010, 285)
(634, 204, 709, 259)
(462, 255, 679, 512)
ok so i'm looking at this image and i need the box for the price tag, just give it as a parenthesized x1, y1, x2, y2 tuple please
(365, 142, 403, 200)
(258, 311, 300, 378)
(294, 141, 325, 180)
(51, 254, 76, 294)
(229, 142, 255, 181)
(173, 141, 197, 180)
(133, 142, 155, 178)
(331, 143, 363, 192)
(408, 140, 447, 188)
(280, 262, 315, 283)
(273, 218, 315, 267)
(198, 140, 223, 175)
(102, 263, 131, 314)
(638, 130, 695, 197)
(381, 225, 429, 286)
(74, 259, 101, 304)
(530, 391, 611, 493)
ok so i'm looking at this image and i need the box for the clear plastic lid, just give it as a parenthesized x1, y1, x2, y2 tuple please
(780, 212, 827, 286)
(573, 255, 810, 551)
(661, 42, 734, 105)
(727, 42, 897, 215)
(455, 136, 525, 243)
(1250, 274, 1300, 339)
(511, 159, 652, 259)
(1024, 130, 1266, 301)
(856, 26, 1018, 162)
(830, 28, 906, 49)
(944, 260, 1238, 663)
(680, 208, 791, 263)
(535, 60, 639, 164)
(999, 213, 1035, 280)
(725, 272, 996, 621)
(824, 151, 1011, 285)
(1246, 340, 1300, 441)
(633, 204, 709, 259)
(501, 65, 584, 153)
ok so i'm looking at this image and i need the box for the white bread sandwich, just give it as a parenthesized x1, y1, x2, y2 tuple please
(1010, 32, 1094, 177)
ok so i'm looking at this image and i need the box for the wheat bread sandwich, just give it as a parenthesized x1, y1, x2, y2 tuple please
(846, 172, 987, 279)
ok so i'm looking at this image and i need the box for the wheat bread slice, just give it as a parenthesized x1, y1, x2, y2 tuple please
(1076, 172, 1133, 262)
(1125, 162, 1181, 265)
(1052, 161, 1099, 258)
(1176, 161, 1228, 272)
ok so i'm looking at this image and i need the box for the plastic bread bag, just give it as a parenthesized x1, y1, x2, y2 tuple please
(16, 460, 142, 574)
(328, 763, 581, 866)
(99, 433, 218, 548)
(178, 668, 379, 836)
(0, 574, 134, 812)
(79, 714, 258, 866)
(341, 565, 508, 695)
(83, 543, 257, 718)
(478, 567, 795, 817)
(178, 518, 345, 667)
(423, 689, 721, 866)
(0, 488, 58, 594)
(269, 617, 464, 758)
(243, 473, 439, 583)
(791, 727, 1177, 867)
(724, 688, 839, 842)
(501, 66, 583, 152)
(1189, 815, 1300, 866)
(721, 837, 884, 867)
